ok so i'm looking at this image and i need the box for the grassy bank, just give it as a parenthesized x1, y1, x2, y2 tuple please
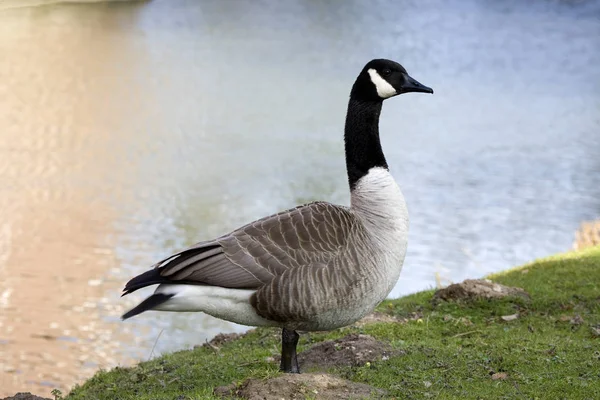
(66, 247, 600, 399)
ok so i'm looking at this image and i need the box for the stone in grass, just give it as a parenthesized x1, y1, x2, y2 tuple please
(491, 372, 508, 380)
(1, 394, 51, 400)
(214, 373, 386, 400)
(500, 314, 519, 322)
(433, 279, 530, 302)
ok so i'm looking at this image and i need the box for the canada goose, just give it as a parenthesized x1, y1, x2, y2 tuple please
(121, 59, 433, 373)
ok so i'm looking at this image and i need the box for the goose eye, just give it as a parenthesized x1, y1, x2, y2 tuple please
(381, 69, 392, 77)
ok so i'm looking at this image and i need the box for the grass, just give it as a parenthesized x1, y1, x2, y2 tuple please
(66, 247, 600, 399)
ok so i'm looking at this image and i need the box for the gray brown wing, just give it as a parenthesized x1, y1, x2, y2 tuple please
(155, 201, 357, 289)
(249, 241, 369, 324)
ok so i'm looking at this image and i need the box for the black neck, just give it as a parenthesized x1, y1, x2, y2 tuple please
(344, 97, 388, 190)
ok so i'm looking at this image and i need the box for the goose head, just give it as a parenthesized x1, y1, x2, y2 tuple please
(351, 59, 433, 101)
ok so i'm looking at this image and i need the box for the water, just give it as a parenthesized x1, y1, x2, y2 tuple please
(0, 0, 599, 395)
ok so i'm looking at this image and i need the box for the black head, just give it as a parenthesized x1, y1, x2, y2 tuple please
(351, 59, 433, 101)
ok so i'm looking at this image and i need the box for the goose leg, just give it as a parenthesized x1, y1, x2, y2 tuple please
(280, 328, 300, 373)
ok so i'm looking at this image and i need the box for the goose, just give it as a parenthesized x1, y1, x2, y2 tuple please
(121, 59, 433, 373)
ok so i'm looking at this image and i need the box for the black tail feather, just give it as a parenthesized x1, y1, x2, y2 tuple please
(121, 268, 169, 296)
(122, 245, 223, 296)
(121, 293, 175, 320)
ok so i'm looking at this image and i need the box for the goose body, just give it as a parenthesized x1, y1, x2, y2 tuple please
(122, 59, 432, 372)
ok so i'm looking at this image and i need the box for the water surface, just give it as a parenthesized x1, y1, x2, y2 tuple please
(0, 0, 599, 395)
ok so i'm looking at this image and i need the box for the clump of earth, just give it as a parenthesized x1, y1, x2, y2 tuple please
(214, 373, 386, 400)
(216, 333, 400, 399)
(1, 393, 51, 400)
(197, 331, 250, 350)
(298, 333, 400, 370)
(433, 279, 529, 302)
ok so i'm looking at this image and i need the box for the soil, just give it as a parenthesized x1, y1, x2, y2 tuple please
(298, 334, 400, 370)
(1, 393, 50, 400)
(433, 279, 530, 302)
(240, 333, 399, 399)
(353, 311, 399, 326)
(198, 331, 252, 350)
(214, 373, 386, 400)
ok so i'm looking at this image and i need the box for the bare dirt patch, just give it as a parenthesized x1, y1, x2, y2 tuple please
(433, 279, 529, 302)
(1, 393, 50, 400)
(298, 334, 400, 370)
(353, 311, 399, 326)
(214, 373, 385, 400)
(198, 331, 252, 350)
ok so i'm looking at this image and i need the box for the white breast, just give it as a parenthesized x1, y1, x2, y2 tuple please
(350, 167, 409, 293)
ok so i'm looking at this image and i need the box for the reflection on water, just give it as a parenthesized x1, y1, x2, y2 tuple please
(0, 1, 154, 395)
(1, 0, 599, 396)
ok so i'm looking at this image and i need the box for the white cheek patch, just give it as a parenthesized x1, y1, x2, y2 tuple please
(367, 68, 397, 99)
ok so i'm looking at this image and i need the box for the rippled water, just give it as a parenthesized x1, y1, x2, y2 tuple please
(0, 0, 599, 395)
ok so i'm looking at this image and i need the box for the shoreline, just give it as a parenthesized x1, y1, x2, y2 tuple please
(11, 245, 598, 399)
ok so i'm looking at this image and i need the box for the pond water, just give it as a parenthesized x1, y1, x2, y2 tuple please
(0, 0, 599, 395)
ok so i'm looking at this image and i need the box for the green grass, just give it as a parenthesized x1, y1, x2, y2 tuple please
(66, 247, 600, 400)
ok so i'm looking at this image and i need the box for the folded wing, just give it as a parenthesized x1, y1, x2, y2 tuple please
(122, 201, 356, 294)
